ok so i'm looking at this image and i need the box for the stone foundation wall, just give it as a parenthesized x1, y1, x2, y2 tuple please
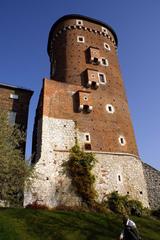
(143, 163, 160, 209)
(24, 116, 149, 208)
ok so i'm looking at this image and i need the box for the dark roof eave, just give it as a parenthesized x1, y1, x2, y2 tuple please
(0, 82, 34, 95)
(47, 14, 118, 54)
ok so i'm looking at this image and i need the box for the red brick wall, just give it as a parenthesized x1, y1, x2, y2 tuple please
(0, 84, 33, 153)
(42, 78, 138, 156)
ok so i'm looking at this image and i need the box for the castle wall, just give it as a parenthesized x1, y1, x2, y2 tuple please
(42, 79, 138, 156)
(24, 115, 149, 208)
(143, 163, 160, 209)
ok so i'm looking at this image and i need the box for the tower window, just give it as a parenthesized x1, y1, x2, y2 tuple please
(101, 58, 109, 66)
(98, 72, 106, 84)
(85, 143, 91, 150)
(84, 133, 91, 143)
(10, 93, 19, 100)
(119, 136, 126, 146)
(104, 42, 111, 51)
(76, 20, 83, 26)
(102, 27, 108, 34)
(77, 36, 85, 43)
(83, 95, 88, 101)
(118, 175, 121, 181)
(106, 104, 115, 113)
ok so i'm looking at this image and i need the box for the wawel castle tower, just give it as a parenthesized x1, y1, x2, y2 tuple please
(25, 15, 149, 208)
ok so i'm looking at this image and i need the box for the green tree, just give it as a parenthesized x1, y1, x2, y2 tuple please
(0, 111, 32, 207)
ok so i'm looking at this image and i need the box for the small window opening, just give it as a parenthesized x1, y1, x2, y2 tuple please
(120, 138, 124, 144)
(140, 191, 143, 195)
(118, 175, 121, 181)
(86, 135, 89, 141)
(93, 57, 99, 64)
(83, 105, 88, 111)
(85, 143, 91, 150)
(119, 136, 126, 146)
(91, 82, 97, 88)
(127, 191, 129, 195)
(102, 27, 108, 34)
(104, 42, 111, 51)
(10, 93, 19, 100)
(101, 58, 109, 66)
(98, 73, 106, 84)
(77, 36, 85, 43)
(83, 95, 88, 101)
(84, 133, 90, 143)
(108, 106, 112, 112)
(76, 20, 83, 26)
(106, 104, 115, 113)
(8, 111, 16, 125)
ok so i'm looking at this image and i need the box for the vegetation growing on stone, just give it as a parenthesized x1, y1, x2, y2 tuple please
(0, 111, 33, 207)
(107, 191, 143, 216)
(65, 144, 97, 206)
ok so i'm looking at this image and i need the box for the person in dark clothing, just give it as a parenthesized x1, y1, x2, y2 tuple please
(119, 216, 141, 240)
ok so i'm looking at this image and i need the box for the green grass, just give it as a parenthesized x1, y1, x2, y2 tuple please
(0, 208, 159, 240)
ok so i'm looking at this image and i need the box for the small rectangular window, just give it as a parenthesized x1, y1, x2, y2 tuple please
(98, 73, 106, 84)
(76, 20, 83, 26)
(84, 133, 91, 143)
(8, 111, 16, 125)
(118, 175, 121, 181)
(86, 135, 89, 141)
(85, 143, 91, 150)
(77, 36, 85, 43)
(119, 136, 126, 146)
(101, 58, 109, 66)
(102, 27, 108, 34)
(10, 93, 19, 100)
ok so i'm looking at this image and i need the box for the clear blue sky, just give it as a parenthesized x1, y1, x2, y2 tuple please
(0, 0, 160, 170)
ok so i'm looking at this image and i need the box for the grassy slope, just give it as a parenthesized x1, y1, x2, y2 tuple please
(0, 209, 159, 240)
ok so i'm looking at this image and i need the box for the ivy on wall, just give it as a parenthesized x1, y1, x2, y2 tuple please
(65, 144, 97, 206)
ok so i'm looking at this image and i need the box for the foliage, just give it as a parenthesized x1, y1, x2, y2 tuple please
(25, 201, 49, 210)
(0, 111, 33, 207)
(107, 191, 128, 215)
(152, 208, 160, 219)
(0, 208, 160, 240)
(127, 199, 143, 216)
(65, 144, 97, 206)
(107, 191, 143, 216)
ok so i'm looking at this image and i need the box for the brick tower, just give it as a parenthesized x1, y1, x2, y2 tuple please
(25, 15, 149, 208)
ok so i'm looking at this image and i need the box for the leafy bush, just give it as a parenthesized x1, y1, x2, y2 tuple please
(127, 199, 143, 216)
(107, 191, 143, 216)
(152, 208, 160, 219)
(26, 201, 49, 209)
(107, 191, 128, 215)
(65, 144, 97, 207)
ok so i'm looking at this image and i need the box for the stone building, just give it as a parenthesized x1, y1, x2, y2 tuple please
(0, 82, 33, 153)
(25, 14, 150, 208)
(143, 163, 160, 209)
